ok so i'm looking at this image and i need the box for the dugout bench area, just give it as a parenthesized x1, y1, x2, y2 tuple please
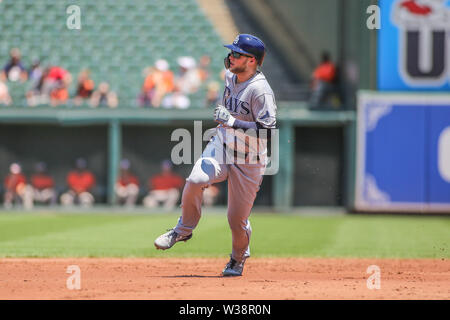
(0, 104, 356, 211)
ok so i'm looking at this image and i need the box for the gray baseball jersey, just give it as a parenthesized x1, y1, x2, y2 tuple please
(174, 69, 277, 263)
(218, 70, 277, 161)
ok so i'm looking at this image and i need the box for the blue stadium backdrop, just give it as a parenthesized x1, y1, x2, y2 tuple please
(356, 92, 450, 212)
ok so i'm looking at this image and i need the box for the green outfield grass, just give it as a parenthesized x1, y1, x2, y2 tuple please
(0, 211, 448, 259)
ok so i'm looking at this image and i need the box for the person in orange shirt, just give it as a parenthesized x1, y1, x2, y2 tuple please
(44, 65, 72, 107)
(3, 163, 33, 209)
(115, 159, 140, 208)
(60, 158, 96, 207)
(143, 160, 184, 210)
(73, 69, 95, 106)
(30, 162, 57, 206)
(139, 59, 175, 107)
(309, 51, 337, 109)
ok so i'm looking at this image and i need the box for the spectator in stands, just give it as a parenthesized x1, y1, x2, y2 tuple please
(139, 66, 153, 107)
(139, 59, 175, 108)
(161, 85, 190, 109)
(3, 163, 33, 210)
(197, 55, 212, 83)
(139, 66, 155, 107)
(175, 56, 201, 95)
(202, 185, 220, 207)
(42, 65, 72, 107)
(220, 68, 226, 81)
(0, 78, 12, 106)
(73, 69, 95, 106)
(30, 162, 57, 206)
(1, 48, 28, 83)
(309, 51, 337, 109)
(205, 81, 220, 108)
(90, 82, 118, 108)
(27, 59, 43, 86)
(115, 159, 140, 208)
(26, 59, 45, 106)
(60, 158, 96, 207)
(143, 160, 184, 210)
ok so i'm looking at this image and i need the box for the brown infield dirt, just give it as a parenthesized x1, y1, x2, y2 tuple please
(0, 257, 448, 300)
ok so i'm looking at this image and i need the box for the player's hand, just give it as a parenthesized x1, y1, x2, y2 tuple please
(214, 104, 235, 127)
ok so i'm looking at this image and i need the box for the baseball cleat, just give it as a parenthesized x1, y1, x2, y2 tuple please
(154, 229, 192, 250)
(222, 255, 246, 277)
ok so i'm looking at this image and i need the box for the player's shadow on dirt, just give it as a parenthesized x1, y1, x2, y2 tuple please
(162, 275, 224, 278)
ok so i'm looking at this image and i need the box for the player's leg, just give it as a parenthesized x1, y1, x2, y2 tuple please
(154, 140, 228, 249)
(163, 188, 180, 210)
(124, 184, 139, 207)
(173, 140, 228, 236)
(4, 190, 14, 209)
(115, 184, 128, 205)
(37, 188, 57, 206)
(17, 184, 33, 210)
(33, 189, 43, 203)
(143, 190, 162, 208)
(60, 190, 75, 206)
(223, 164, 264, 276)
(142, 193, 155, 208)
(38, 188, 56, 205)
(79, 192, 94, 207)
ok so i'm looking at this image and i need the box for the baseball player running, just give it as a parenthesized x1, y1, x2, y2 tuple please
(154, 34, 277, 276)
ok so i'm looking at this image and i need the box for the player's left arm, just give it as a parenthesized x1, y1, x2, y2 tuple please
(251, 93, 277, 130)
(214, 104, 259, 130)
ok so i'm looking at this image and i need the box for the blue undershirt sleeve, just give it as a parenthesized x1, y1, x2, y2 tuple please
(231, 119, 258, 130)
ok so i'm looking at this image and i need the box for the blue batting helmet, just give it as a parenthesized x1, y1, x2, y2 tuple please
(224, 34, 266, 65)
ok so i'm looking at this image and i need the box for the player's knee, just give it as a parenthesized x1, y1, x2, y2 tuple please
(187, 167, 210, 186)
(186, 158, 218, 186)
(186, 175, 209, 186)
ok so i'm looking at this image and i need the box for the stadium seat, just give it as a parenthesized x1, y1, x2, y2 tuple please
(0, 0, 225, 107)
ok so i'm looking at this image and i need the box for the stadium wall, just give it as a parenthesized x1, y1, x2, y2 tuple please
(0, 106, 356, 210)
